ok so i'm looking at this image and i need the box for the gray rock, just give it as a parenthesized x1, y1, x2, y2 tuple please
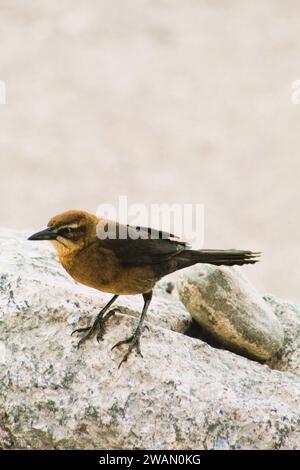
(1, 229, 300, 450)
(265, 295, 300, 377)
(177, 265, 284, 361)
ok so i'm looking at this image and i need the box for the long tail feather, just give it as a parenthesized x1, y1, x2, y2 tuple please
(171, 249, 261, 272)
(193, 249, 261, 266)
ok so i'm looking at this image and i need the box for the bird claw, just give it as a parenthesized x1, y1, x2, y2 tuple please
(76, 331, 93, 349)
(96, 307, 122, 343)
(72, 307, 121, 347)
(74, 325, 103, 348)
(96, 322, 106, 343)
(71, 326, 94, 349)
(104, 307, 122, 319)
(71, 326, 91, 337)
(112, 331, 143, 368)
(76, 325, 107, 349)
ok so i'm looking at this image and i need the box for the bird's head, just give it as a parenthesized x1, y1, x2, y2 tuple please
(28, 210, 99, 256)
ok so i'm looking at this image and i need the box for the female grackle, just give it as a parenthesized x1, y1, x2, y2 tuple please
(28, 210, 260, 367)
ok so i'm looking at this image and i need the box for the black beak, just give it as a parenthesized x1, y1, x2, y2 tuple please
(28, 228, 57, 241)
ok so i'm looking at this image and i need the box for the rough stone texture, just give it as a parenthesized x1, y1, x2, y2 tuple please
(265, 295, 300, 378)
(177, 265, 284, 362)
(1, 230, 300, 450)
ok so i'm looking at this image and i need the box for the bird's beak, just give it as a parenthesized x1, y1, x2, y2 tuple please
(28, 228, 58, 241)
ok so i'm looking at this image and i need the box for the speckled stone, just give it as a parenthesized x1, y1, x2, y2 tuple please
(265, 295, 300, 377)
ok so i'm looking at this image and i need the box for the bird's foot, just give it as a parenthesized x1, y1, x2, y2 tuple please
(71, 325, 95, 349)
(96, 307, 121, 343)
(112, 327, 144, 368)
(71, 307, 121, 349)
(71, 326, 91, 336)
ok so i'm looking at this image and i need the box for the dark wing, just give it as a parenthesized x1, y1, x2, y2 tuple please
(133, 225, 179, 240)
(96, 220, 189, 266)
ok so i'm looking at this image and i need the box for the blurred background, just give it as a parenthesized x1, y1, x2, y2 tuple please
(0, 0, 299, 301)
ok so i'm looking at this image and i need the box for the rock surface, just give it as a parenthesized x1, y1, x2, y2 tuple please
(1, 230, 300, 450)
(177, 265, 284, 361)
(265, 295, 300, 378)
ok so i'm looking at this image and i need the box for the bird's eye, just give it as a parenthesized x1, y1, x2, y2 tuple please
(58, 227, 72, 236)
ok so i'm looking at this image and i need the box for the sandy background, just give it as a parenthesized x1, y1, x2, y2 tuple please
(0, 0, 299, 301)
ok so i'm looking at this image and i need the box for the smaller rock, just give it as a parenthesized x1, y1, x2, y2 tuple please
(177, 265, 284, 361)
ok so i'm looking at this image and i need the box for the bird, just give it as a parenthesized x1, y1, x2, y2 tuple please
(28, 210, 260, 367)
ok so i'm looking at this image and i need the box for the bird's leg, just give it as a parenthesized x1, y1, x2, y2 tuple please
(72, 295, 119, 348)
(112, 291, 152, 368)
